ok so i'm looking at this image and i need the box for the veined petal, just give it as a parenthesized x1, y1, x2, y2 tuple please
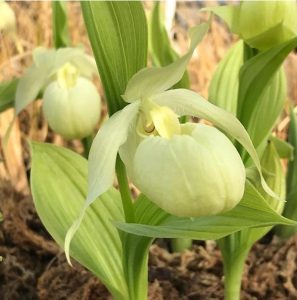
(15, 63, 50, 115)
(87, 101, 140, 203)
(152, 89, 277, 199)
(65, 101, 140, 264)
(122, 22, 209, 102)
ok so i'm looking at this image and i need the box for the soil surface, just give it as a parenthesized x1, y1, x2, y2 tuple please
(1, 180, 297, 300)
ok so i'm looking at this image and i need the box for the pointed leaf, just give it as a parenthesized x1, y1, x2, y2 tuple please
(286, 108, 297, 196)
(241, 141, 286, 246)
(52, 1, 70, 48)
(277, 108, 297, 238)
(208, 41, 243, 115)
(152, 89, 276, 198)
(116, 182, 295, 240)
(81, 1, 148, 115)
(237, 38, 297, 147)
(241, 67, 286, 156)
(30, 142, 128, 299)
(269, 135, 294, 160)
(123, 22, 209, 102)
(0, 78, 18, 113)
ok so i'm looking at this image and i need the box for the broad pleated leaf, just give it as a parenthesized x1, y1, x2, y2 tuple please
(208, 41, 244, 115)
(0, 78, 18, 113)
(81, 1, 148, 115)
(153, 89, 275, 198)
(116, 181, 295, 239)
(242, 68, 286, 157)
(30, 142, 128, 299)
(237, 37, 297, 148)
(52, 1, 70, 48)
(123, 22, 209, 102)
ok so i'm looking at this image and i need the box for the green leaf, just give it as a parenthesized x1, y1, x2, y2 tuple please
(276, 108, 297, 238)
(152, 88, 276, 199)
(240, 141, 286, 246)
(269, 135, 294, 160)
(81, 1, 148, 115)
(52, 1, 70, 48)
(0, 78, 18, 113)
(123, 22, 209, 102)
(30, 142, 128, 300)
(208, 41, 244, 115)
(237, 38, 297, 152)
(149, 1, 189, 89)
(116, 181, 295, 239)
(286, 108, 297, 197)
(243, 68, 286, 156)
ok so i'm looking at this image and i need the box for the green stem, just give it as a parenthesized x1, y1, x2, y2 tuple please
(171, 238, 192, 252)
(218, 235, 250, 300)
(219, 235, 250, 300)
(82, 135, 93, 158)
(115, 156, 135, 223)
(223, 252, 248, 300)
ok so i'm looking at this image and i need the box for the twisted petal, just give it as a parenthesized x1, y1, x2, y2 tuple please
(65, 101, 139, 264)
(123, 22, 209, 102)
(87, 101, 140, 203)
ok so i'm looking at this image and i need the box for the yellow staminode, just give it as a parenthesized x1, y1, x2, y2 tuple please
(57, 63, 79, 89)
(138, 99, 181, 139)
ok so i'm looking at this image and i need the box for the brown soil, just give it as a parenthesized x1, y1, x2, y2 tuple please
(1, 180, 297, 300)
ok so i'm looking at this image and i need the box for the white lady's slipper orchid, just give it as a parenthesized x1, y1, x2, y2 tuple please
(65, 22, 277, 264)
(0, 1, 16, 34)
(42, 63, 101, 139)
(15, 47, 98, 115)
(204, 1, 297, 50)
(4, 47, 101, 143)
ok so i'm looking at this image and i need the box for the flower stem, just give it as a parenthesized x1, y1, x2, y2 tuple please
(116, 156, 135, 223)
(223, 250, 248, 300)
(219, 235, 250, 300)
(82, 135, 93, 158)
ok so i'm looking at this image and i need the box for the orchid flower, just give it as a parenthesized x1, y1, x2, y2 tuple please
(203, 1, 297, 51)
(65, 22, 277, 263)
